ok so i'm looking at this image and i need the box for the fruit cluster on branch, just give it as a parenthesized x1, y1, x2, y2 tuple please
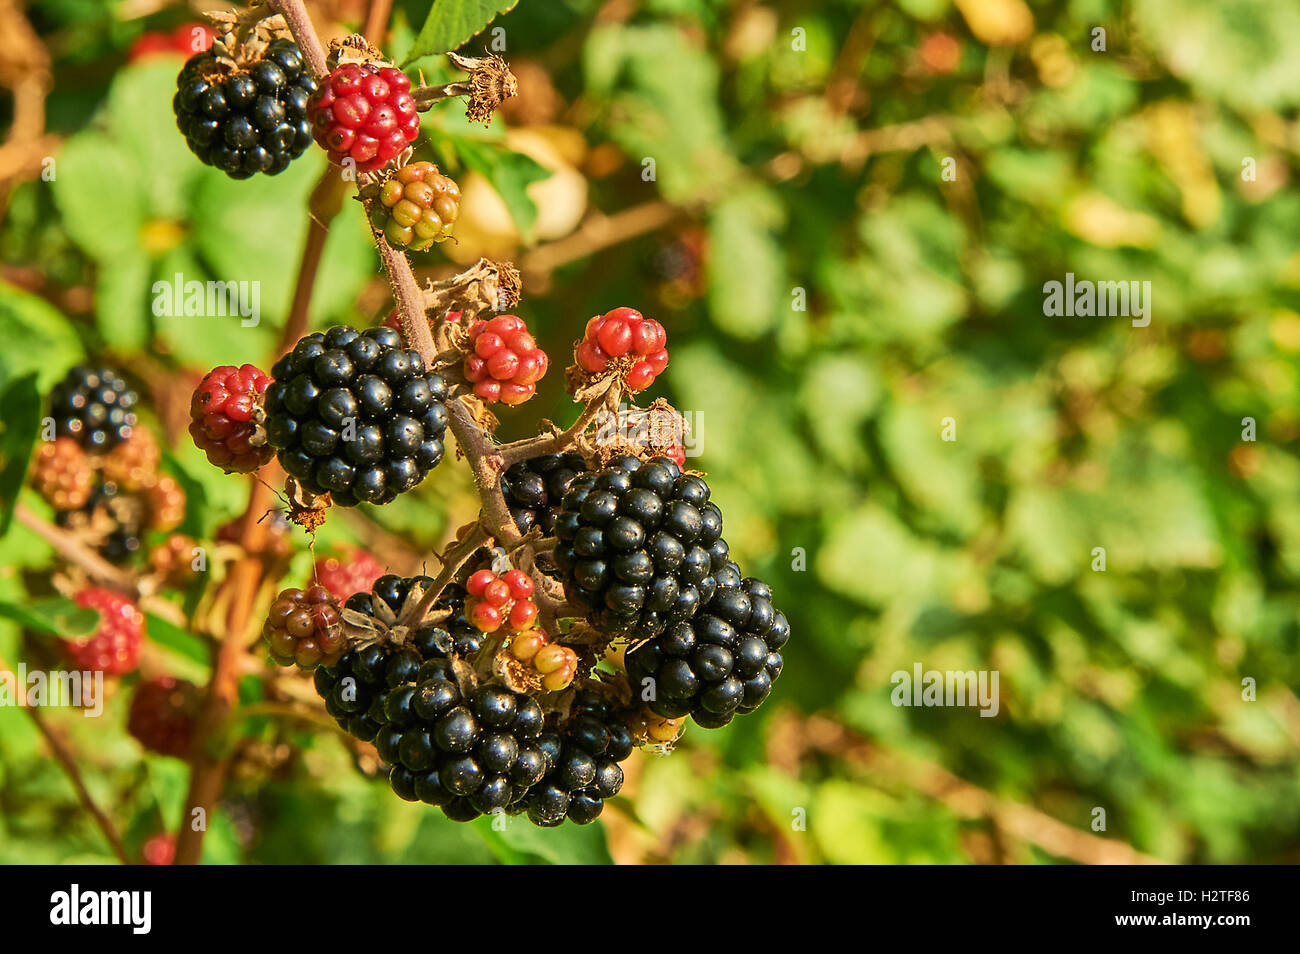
(19, 1, 791, 845)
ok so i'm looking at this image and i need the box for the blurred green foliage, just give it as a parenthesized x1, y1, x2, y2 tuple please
(3, 0, 1300, 865)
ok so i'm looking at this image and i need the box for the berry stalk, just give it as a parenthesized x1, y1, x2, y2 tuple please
(1, 654, 131, 865)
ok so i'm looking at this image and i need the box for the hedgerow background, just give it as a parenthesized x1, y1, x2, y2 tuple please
(2, 0, 1300, 864)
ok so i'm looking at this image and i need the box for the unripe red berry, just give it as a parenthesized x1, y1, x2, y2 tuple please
(597, 318, 632, 357)
(190, 364, 273, 474)
(484, 578, 511, 606)
(509, 600, 538, 629)
(313, 547, 386, 601)
(61, 587, 144, 676)
(467, 569, 496, 597)
(575, 307, 668, 392)
(463, 314, 548, 405)
(308, 63, 419, 173)
(503, 569, 533, 600)
(142, 832, 177, 865)
(470, 601, 502, 632)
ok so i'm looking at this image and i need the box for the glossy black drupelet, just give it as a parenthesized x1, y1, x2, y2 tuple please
(314, 574, 471, 741)
(625, 563, 788, 728)
(553, 456, 730, 638)
(49, 366, 138, 452)
(525, 690, 634, 826)
(381, 679, 552, 822)
(335, 577, 548, 820)
(173, 39, 316, 179)
(265, 326, 449, 506)
(500, 451, 589, 536)
(315, 575, 639, 825)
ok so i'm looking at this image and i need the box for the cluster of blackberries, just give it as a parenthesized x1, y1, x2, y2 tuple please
(265, 326, 449, 506)
(49, 366, 138, 452)
(314, 575, 632, 824)
(173, 39, 316, 179)
(625, 563, 788, 728)
(554, 456, 729, 638)
(500, 451, 588, 537)
(42, 366, 189, 565)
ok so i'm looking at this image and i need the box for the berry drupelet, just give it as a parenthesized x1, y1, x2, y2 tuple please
(500, 451, 588, 537)
(625, 565, 788, 728)
(48, 366, 138, 453)
(526, 691, 634, 826)
(173, 38, 316, 179)
(189, 364, 274, 473)
(307, 62, 420, 173)
(554, 456, 731, 638)
(264, 325, 450, 506)
(363, 160, 460, 250)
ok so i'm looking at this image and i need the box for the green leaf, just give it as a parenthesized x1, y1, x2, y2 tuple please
(104, 60, 206, 220)
(50, 131, 147, 262)
(404, 0, 519, 63)
(94, 253, 152, 350)
(0, 284, 84, 393)
(0, 596, 99, 639)
(0, 374, 42, 535)
(706, 188, 786, 339)
(144, 611, 210, 669)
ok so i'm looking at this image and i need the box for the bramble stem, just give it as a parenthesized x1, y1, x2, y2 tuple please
(267, 0, 326, 78)
(1, 652, 131, 865)
(175, 478, 276, 866)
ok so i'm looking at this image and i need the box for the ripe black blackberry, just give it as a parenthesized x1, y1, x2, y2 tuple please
(500, 451, 589, 536)
(526, 690, 634, 826)
(553, 456, 730, 638)
(315, 641, 420, 742)
(382, 680, 551, 822)
(48, 366, 138, 453)
(314, 574, 453, 741)
(624, 564, 788, 729)
(265, 326, 450, 507)
(173, 38, 316, 179)
(313, 574, 484, 737)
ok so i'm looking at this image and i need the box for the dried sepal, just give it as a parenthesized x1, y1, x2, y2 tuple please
(422, 258, 521, 321)
(446, 52, 518, 124)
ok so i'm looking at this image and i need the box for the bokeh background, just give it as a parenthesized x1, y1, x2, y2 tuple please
(3, 0, 1300, 864)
